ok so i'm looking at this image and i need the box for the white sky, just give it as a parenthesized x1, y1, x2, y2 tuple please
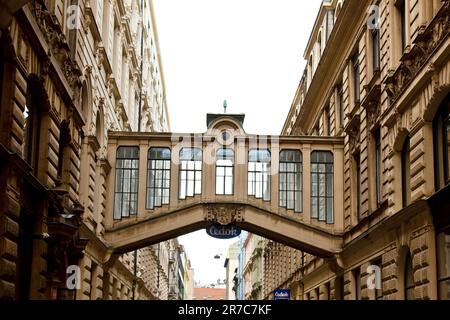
(152, 0, 322, 287)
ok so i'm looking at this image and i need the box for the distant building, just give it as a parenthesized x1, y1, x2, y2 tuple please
(224, 242, 239, 300)
(193, 287, 227, 300)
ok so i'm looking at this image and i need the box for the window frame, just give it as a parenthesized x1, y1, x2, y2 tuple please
(216, 148, 234, 196)
(179, 148, 203, 200)
(113, 146, 140, 220)
(401, 137, 411, 208)
(337, 82, 344, 127)
(146, 147, 171, 209)
(374, 128, 382, 206)
(372, 28, 381, 72)
(352, 53, 361, 104)
(279, 150, 303, 213)
(434, 97, 450, 189)
(248, 149, 271, 202)
(311, 151, 334, 224)
(354, 152, 361, 221)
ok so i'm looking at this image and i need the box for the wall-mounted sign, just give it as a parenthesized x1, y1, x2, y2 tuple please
(206, 224, 241, 239)
(274, 289, 290, 300)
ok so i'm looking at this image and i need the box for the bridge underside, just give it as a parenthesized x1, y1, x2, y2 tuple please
(105, 203, 343, 258)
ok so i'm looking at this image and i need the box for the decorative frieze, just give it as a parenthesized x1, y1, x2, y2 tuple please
(205, 205, 244, 225)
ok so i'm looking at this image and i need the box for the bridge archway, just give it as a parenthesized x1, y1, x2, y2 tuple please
(105, 202, 343, 258)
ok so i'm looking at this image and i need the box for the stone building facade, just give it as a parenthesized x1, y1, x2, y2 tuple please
(261, 0, 450, 300)
(0, 0, 176, 300)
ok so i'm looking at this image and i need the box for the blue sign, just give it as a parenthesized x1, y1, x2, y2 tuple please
(274, 289, 290, 300)
(206, 224, 241, 239)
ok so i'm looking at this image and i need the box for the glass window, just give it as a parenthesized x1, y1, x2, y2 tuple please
(437, 232, 450, 300)
(114, 147, 140, 219)
(311, 151, 334, 223)
(372, 28, 380, 71)
(433, 97, 450, 189)
(401, 138, 411, 208)
(216, 149, 234, 195)
(179, 148, 202, 199)
(325, 105, 331, 136)
(374, 129, 382, 205)
(146, 148, 171, 209)
(279, 150, 302, 212)
(23, 85, 41, 173)
(354, 152, 361, 221)
(397, 0, 407, 51)
(405, 251, 415, 300)
(353, 54, 360, 103)
(338, 82, 344, 127)
(248, 150, 271, 201)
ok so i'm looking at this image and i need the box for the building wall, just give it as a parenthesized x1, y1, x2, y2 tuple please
(264, 0, 450, 300)
(0, 0, 174, 300)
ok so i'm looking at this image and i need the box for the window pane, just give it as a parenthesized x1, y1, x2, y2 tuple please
(187, 180, 194, 197)
(225, 177, 233, 194)
(319, 197, 326, 221)
(312, 198, 318, 218)
(216, 176, 224, 194)
(195, 179, 202, 194)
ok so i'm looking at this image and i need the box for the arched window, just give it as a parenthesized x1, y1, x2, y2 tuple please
(146, 148, 171, 209)
(24, 80, 42, 173)
(434, 95, 450, 190)
(405, 251, 415, 300)
(311, 151, 334, 223)
(248, 150, 271, 201)
(216, 149, 234, 195)
(279, 150, 302, 212)
(114, 147, 140, 219)
(179, 148, 202, 199)
(401, 137, 411, 208)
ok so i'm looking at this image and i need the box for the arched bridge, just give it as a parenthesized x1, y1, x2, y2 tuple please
(104, 114, 345, 258)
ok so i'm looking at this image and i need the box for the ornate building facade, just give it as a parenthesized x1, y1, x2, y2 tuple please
(0, 0, 178, 300)
(261, 0, 450, 300)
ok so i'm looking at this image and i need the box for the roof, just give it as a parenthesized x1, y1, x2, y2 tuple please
(206, 113, 246, 128)
(193, 287, 227, 300)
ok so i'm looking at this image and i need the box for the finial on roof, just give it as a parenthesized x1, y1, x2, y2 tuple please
(223, 100, 227, 114)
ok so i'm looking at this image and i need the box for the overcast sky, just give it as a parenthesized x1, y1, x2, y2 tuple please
(152, 0, 322, 287)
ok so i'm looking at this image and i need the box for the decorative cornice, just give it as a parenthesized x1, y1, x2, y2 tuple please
(384, 0, 450, 106)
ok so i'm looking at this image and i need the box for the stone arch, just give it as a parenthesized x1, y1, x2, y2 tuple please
(396, 245, 413, 300)
(423, 84, 450, 122)
(393, 127, 410, 153)
(80, 78, 93, 127)
(95, 103, 105, 147)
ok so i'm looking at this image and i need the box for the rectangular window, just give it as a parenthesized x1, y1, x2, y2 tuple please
(325, 105, 331, 136)
(401, 138, 411, 208)
(372, 28, 380, 71)
(216, 149, 234, 195)
(248, 150, 271, 201)
(374, 129, 382, 205)
(146, 148, 171, 209)
(354, 268, 361, 300)
(311, 151, 334, 223)
(437, 232, 450, 300)
(397, 0, 407, 51)
(179, 148, 202, 199)
(114, 147, 140, 219)
(352, 54, 360, 103)
(338, 83, 344, 127)
(279, 150, 302, 212)
(354, 152, 361, 220)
